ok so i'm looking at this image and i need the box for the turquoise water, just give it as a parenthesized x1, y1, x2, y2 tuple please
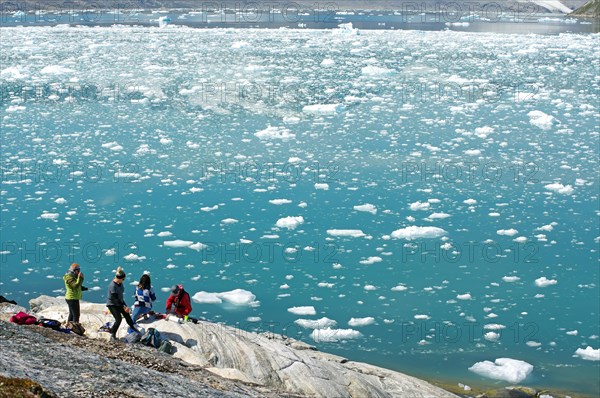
(1, 26, 599, 395)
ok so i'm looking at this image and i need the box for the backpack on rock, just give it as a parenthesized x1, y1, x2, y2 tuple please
(65, 321, 86, 336)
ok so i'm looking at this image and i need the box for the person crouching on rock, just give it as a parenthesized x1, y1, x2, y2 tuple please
(129, 273, 156, 331)
(166, 284, 192, 319)
(63, 263, 84, 323)
(106, 267, 138, 340)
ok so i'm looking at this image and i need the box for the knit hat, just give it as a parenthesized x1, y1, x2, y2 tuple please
(115, 266, 126, 279)
(171, 285, 180, 294)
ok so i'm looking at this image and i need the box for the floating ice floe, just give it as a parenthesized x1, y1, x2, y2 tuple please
(1, 67, 25, 79)
(123, 253, 146, 262)
(535, 276, 557, 287)
(5, 105, 26, 112)
(269, 199, 292, 205)
(457, 293, 472, 300)
(497, 229, 519, 237)
(484, 324, 506, 330)
(391, 226, 447, 240)
(484, 332, 500, 342)
(40, 212, 59, 220)
(348, 317, 375, 327)
(314, 183, 329, 190)
(361, 65, 396, 77)
(409, 201, 430, 211)
(276, 216, 304, 230)
(574, 346, 600, 361)
(302, 104, 345, 115)
(101, 141, 123, 151)
(163, 240, 206, 252)
(426, 212, 451, 220)
(359, 256, 382, 265)
(468, 358, 534, 383)
(528, 110, 556, 130)
(318, 282, 334, 288)
(353, 203, 377, 214)
(544, 183, 574, 195)
(192, 289, 257, 306)
(391, 285, 408, 292)
(295, 317, 337, 329)
(327, 229, 366, 238)
(40, 65, 75, 75)
(114, 172, 141, 180)
(158, 16, 171, 28)
(255, 126, 295, 140)
(231, 41, 249, 49)
(310, 327, 362, 343)
(502, 276, 521, 283)
(332, 22, 360, 35)
(163, 239, 193, 248)
(288, 306, 316, 316)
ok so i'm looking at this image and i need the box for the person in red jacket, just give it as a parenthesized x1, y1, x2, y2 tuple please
(166, 284, 192, 318)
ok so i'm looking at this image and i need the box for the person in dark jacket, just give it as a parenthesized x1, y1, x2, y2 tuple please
(166, 284, 192, 318)
(106, 267, 138, 339)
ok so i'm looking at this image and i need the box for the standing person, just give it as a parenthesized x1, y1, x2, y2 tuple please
(166, 284, 192, 318)
(63, 263, 84, 323)
(131, 273, 156, 324)
(106, 267, 138, 339)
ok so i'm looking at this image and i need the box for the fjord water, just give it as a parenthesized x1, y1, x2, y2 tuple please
(1, 26, 598, 394)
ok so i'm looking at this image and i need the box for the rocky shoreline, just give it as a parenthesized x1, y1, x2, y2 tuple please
(1, 296, 460, 398)
(0, 297, 588, 398)
(569, 0, 600, 17)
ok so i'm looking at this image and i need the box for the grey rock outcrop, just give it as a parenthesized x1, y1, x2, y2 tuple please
(26, 295, 458, 398)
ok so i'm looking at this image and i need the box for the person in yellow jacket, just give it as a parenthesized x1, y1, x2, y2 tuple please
(63, 263, 85, 323)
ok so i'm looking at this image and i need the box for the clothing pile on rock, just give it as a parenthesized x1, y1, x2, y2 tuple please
(9, 311, 78, 335)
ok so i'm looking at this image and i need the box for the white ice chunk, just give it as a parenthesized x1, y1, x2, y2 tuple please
(468, 358, 534, 383)
(391, 226, 447, 240)
(544, 183, 574, 195)
(535, 276, 558, 287)
(302, 104, 345, 115)
(574, 346, 600, 361)
(327, 229, 366, 238)
(276, 216, 304, 230)
(353, 203, 377, 214)
(295, 317, 337, 329)
(348, 317, 375, 327)
(255, 126, 296, 140)
(310, 327, 362, 342)
(528, 110, 556, 130)
(288, 306, 316, 315)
